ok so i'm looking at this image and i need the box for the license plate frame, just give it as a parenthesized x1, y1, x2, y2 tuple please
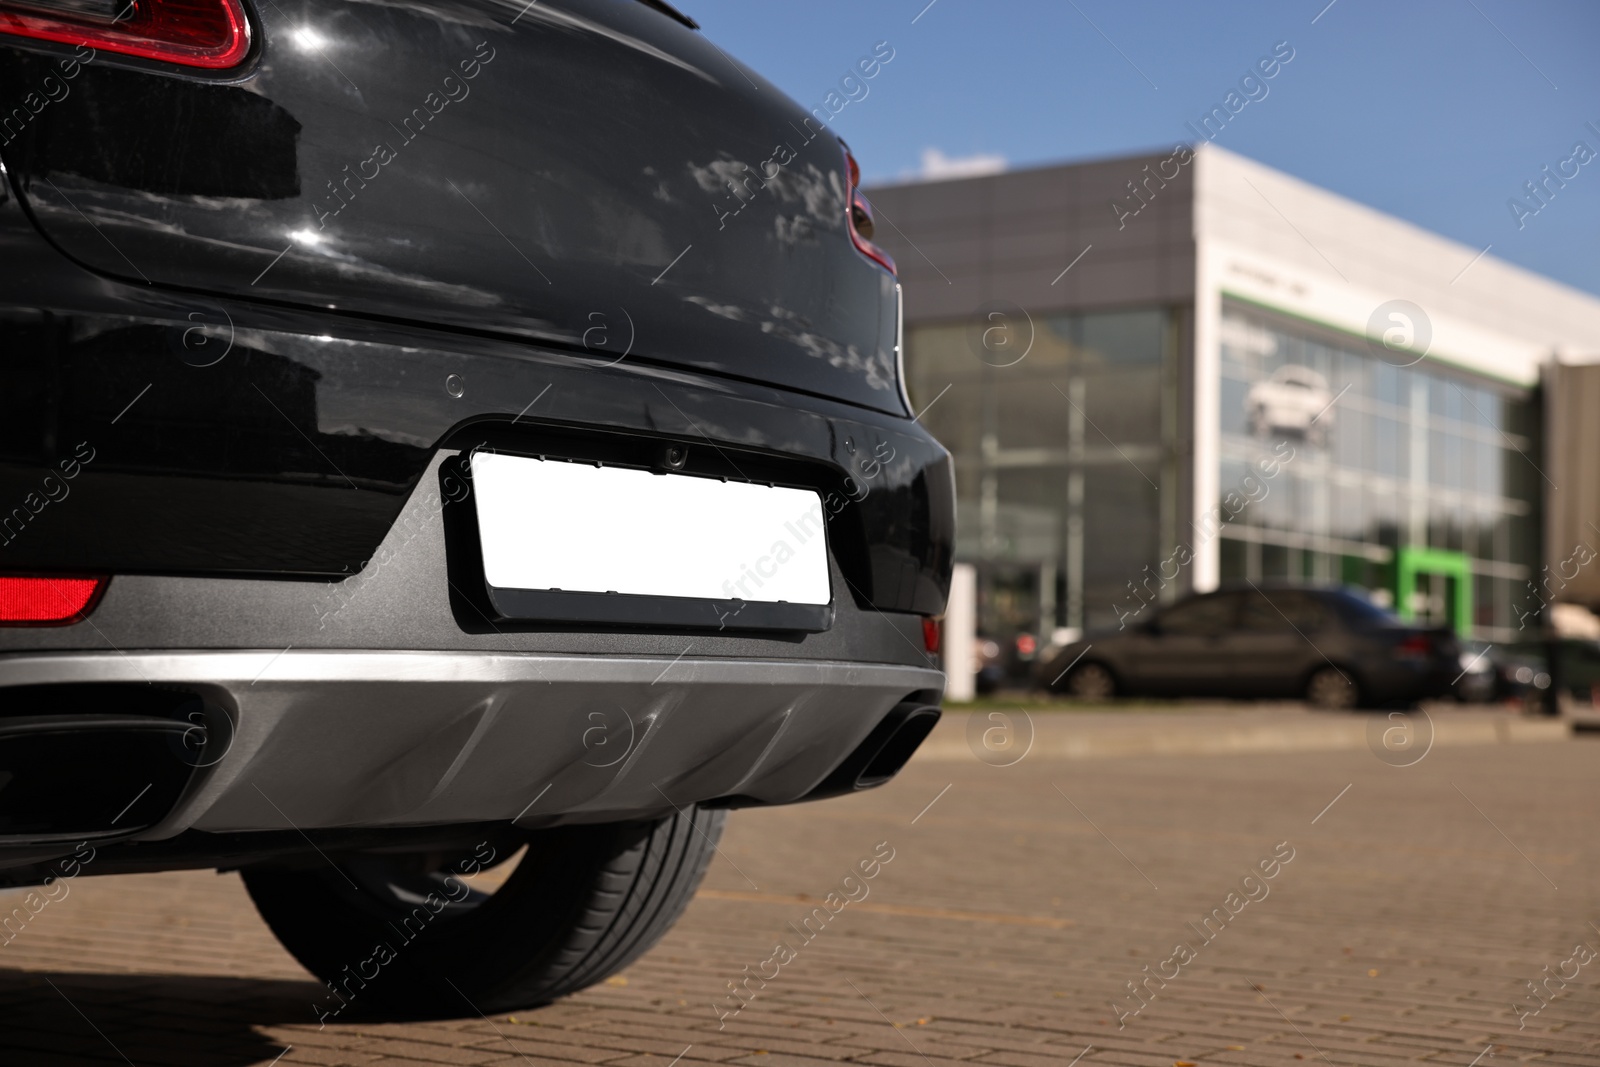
(469, 451, 834, 632)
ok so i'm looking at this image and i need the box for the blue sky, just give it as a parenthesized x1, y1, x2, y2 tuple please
(686, 0, 1600, 297)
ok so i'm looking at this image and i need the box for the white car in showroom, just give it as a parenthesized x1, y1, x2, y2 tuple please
(1246, 364, 1334, 444)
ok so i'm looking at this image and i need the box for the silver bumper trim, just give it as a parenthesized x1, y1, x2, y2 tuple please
(0, 650, 943, 837)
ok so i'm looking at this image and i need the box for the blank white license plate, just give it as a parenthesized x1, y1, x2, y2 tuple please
(471, 452, 831, 606)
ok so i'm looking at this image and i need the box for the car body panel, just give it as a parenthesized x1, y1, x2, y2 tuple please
(0, 1, 951, 866)
(0, 449, 938, 658)
(0, 0, 904, 414)
(1228, 590, 1329, 695)
(0, 188, 952, 613)
(1127, 591, 1236, 695)
(1042, 586, 1458, 705)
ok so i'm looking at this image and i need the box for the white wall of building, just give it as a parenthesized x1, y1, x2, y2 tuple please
(1193, 145, 1600, 375)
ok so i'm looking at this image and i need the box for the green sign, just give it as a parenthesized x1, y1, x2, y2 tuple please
(1395, 545, 1472, 635)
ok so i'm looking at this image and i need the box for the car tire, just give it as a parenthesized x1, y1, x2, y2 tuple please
(1066, 662, 1117, 701)
(241, 804, 725, 1018)
(1305, 666, 1359, 710)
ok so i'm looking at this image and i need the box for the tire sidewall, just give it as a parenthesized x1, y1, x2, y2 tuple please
(243, 820, 660, 1018)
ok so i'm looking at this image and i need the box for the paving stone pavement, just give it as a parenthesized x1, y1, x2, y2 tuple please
(1, 726, 1596, 1066)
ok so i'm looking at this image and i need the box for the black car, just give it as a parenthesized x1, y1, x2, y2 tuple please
(1480, 636, 1600, 715)
(0, 0, 952, 1017)
(1037, 585, 1458, 709)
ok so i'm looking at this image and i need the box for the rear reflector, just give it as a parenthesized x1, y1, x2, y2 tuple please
(0, 0, 251, 69)
(922, 616, 941, 654)
(0, 576, 106, 625)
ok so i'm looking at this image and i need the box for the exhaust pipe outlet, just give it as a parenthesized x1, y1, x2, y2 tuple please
(799, 700, 942, 803)
(0, 712, 203, 844)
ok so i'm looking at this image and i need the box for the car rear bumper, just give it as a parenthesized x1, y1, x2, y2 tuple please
(0, 648, 942, 843)
(1361, 660, 1458, 702)
(0, 166, 954, 861)
(0, 446, 946, 850)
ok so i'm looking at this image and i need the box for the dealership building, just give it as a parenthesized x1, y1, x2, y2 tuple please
(866, 144, 1600, 645)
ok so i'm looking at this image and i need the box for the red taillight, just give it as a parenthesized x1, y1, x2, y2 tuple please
(922, 616, 941, 654)
(1396, 633, 1433, 658)
(840, 142, 896, 275)
(0, 0, 251, 69)
(0, 575, 106, 625)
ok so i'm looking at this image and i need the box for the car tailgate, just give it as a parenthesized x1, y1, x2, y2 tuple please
(0, 0, 904, 413)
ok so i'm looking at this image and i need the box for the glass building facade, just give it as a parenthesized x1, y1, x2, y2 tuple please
(871, 146, 1583, 656)
(1217, 301, 1540, 640)
(904, 307, 1181, 638)
(903, 299, 1541, 646)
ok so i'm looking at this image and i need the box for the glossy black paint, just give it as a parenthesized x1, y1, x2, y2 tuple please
(18, 63, 302, 198)
(0, 0, 905, 414)
(0, 0, 948, 902)
(0, 180, 952, 615)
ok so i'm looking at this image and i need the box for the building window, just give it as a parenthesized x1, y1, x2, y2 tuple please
(1217, 301, 1537, 641)
(905, 307, 1177, 641)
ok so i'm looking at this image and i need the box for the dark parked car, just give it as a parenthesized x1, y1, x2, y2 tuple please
(1037, 585, 1458, 709)
(0, 0, 952, 1017)
(1478, 637, 1600, 715)
(1452, 639, 1500, 703)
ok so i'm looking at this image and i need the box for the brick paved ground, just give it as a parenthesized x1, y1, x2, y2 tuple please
(1, 724, 1596, 1066)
